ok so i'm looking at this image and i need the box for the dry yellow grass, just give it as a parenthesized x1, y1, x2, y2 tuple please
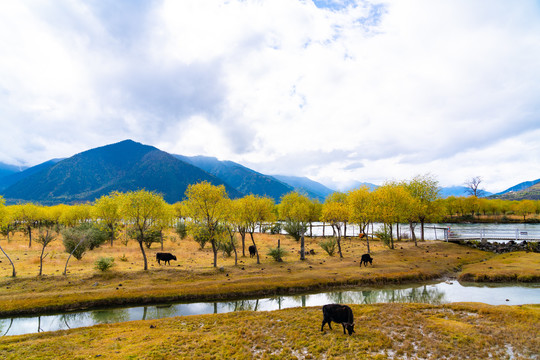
(0, 229, 538, 317)
(459, 251, 540, 282)
(0, 303, 538, 359)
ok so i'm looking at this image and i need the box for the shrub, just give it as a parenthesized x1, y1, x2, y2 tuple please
(119, 254, 128, 262)
(374, 227, 392, 247)
(188, 224, 215, 250)
(94, 257, 115, 272)
(143, 230, 162, 249)
(62, 223, 109, 260)
(267, 247, 287, 262)
(319, 238, 337, 256)
(175, 221, 188, 239)
(219, 239, 236, 257)
(127, 227, 162, 249)
(283, 220, 307, 242)
(270, 223, 282, 235)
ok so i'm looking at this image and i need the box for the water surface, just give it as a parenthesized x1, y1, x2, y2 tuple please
(2, 281, 538, 337)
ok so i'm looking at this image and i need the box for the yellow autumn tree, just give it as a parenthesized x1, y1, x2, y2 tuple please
(183, 181, 230, 268)
(347, 185, 374, 253)
(0, 196, 16, 276)
(237, 195, 275, 264)
(93, 192, 123, 246)
(119, 190, 168, 270)
(279, 192, 311, 260)
(372, 182, 412, 249)
(321, 192, 348, 258)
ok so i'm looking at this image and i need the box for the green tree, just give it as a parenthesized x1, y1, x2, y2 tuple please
(61, 223, 109, 275)
(119, 190, 168, 270)
(183, 181, 230, 268)
(36, 228, 56, 276)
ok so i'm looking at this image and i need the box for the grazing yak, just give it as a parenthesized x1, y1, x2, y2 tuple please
(248, 245, 257, 258)
(156, 252, 177, 265)
(321, 304, 355, 335)
(360, 253, 373, 267)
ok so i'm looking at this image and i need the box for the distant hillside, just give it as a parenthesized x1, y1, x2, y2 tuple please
(0, 159, 63, 191)
(272, 175, 334, 201)
(490, 182, 540, 200)
(0, 162, 26, 179)
(174, 155, 293, 202)
(493, 179, 540, 196)
(439, 186, 470, 198)
(2, 140, 241, 204)
(339, 181, 379, 192)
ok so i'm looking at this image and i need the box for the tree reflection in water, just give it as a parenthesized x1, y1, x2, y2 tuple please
(6, 281, 530, 337)
(224, 299, 260, 312)
(269, 296, 285, 310)
(324, 285, 445, 305)
(0, 318, 13, 336)
(91, 309, 129, 324)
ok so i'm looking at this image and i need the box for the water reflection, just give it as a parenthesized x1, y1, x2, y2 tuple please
(2, 281, 538, 337)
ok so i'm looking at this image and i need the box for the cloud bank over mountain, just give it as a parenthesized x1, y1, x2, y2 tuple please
(0, 0, 539, 193)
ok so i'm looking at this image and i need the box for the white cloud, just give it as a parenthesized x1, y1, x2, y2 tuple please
(0, 0, 538, 193)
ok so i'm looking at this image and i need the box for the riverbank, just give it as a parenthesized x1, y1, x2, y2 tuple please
(1, 302, 538, 359)
(1, 233, 539, 317)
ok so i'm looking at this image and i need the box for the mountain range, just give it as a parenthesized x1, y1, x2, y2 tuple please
(0, 140, 328, 204)
(489, 179, 540, 200)
(0, 139, 537, 204)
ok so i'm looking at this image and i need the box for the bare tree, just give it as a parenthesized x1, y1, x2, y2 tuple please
(465, 176, 485, 197)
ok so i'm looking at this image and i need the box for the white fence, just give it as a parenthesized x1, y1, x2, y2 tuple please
(446, 228, 540, 242)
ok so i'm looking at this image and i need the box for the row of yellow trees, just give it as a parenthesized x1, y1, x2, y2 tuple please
(444, 196, 540, 220)
(1, 175, 539, 272)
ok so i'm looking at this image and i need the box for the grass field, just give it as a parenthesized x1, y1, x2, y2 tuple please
(1, 230, 539, 359)
(0, 230, 502, 316)
(0, 302, 538, 359)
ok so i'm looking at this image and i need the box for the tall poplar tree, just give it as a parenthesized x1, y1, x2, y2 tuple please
(119, 190, 167, 270)
(183, 181, 230, 268)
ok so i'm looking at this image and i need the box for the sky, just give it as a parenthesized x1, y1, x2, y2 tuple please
(0, 0, 539, 193)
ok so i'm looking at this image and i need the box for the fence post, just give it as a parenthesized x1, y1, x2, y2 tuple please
(481, 229, 487, 244)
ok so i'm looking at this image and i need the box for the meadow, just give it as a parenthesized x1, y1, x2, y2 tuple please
(1, 229, 539, 316)
(0, 302, 538, 359)
(1, 229, 539, 359)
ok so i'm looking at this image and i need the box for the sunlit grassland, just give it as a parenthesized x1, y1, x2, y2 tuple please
(458, 251, 540, 282)
(0, 303, 538, 359)
(0, 229, 538, 316)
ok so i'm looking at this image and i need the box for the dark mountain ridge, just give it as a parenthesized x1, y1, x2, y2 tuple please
(174, 155, 294, 202)
(2, 140, 241, 204)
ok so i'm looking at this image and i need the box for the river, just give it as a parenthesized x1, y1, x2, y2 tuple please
(299, 222, 540, 241)
(2, 281, 539, 337)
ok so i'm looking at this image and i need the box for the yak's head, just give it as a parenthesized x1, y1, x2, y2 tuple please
(346, 323, 355, 335)
(172, 255, 177, 260)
